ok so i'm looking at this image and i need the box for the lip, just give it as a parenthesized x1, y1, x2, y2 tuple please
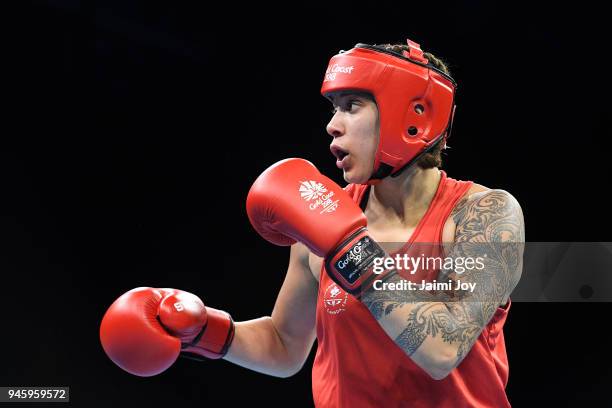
(330, 145, 350, 169)
(330, 144, 349, 160)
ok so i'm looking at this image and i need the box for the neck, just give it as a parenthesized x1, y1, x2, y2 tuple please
(367, 166, 442, 227)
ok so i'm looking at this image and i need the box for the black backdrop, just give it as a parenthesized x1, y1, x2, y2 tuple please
(2, 1, 611, 406)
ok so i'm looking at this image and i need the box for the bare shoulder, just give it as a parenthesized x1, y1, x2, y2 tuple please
(466, 182, 490, 196)
(452, 183, 524, 242)
(455, 181, 522, 212)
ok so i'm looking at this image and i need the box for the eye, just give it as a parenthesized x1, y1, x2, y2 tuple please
(343, 100, 360, 112)
(330, 98, 360, 114)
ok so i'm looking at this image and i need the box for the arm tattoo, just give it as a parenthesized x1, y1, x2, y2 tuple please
(361, 189, 524, 363)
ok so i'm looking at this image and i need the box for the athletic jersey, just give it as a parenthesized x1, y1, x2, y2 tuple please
(312, 170, 511, 408)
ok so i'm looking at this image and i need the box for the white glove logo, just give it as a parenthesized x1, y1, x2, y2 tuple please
(299, 181, 327, 201)
(299, 181, 339, 214)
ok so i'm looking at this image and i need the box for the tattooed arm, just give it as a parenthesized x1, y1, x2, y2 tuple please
(360, 189, 524, 380)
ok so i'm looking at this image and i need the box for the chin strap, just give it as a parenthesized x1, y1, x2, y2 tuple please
(367, 135, 447, 184)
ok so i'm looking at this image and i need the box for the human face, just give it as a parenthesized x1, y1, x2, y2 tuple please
(326, 91, 379, 184)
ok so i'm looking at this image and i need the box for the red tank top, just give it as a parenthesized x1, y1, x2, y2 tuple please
(312, 171, 511, 408)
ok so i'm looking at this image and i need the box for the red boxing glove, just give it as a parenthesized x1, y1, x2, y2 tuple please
(246, 158, 392, 297)
(100, 287, 234, 377)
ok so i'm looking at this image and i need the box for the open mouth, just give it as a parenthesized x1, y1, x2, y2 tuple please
(330, 145, 350, 169)
(330, 145, 349, 161)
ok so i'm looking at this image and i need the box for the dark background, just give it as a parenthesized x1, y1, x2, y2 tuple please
(2, 1, 611, 406)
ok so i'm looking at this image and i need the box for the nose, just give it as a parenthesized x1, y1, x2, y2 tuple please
(326, 113, 344, 138)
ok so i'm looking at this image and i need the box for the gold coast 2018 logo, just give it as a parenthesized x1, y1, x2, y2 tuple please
(324, 64, 355, 82)
(299, 181, 339, 214)
(323, 283, 348, 315)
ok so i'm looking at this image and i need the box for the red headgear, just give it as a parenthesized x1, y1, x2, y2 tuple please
(321, 39, 457, 184)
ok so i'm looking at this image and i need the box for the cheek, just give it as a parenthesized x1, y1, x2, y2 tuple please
(356, 125, 379, 161)
(366, 132, 379, 155)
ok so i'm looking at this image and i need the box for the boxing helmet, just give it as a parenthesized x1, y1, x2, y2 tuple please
(321, 39, 457, 183)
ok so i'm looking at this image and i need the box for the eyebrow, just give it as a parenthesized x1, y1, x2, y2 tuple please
(327, 91, 371, 104)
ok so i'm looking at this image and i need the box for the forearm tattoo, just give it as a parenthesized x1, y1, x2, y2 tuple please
(361, 190, 524, 362)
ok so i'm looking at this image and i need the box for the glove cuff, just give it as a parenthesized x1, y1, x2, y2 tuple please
(181, 307, 235, 360)
(325, 228, 391, 298)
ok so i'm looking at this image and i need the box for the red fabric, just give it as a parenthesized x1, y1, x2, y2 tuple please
(312, 171, 511, 407)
